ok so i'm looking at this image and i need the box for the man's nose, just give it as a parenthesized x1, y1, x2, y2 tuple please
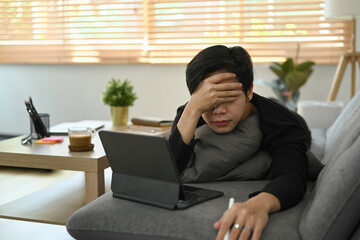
(213, 103, 226, 114)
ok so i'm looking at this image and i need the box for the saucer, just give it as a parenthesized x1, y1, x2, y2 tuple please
(68, 144, 94, 152)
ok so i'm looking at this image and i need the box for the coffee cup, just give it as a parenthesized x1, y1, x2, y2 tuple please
(68, 127, 95, 151)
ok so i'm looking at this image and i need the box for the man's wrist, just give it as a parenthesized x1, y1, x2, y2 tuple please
(250, 192, 281, 214)
(186, 99, 204, 119)
(177, 103, 202, 145)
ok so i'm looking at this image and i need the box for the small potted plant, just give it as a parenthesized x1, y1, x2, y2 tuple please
(102, 78, 137, 126)
(265, 45, 315, 110)
(269, 58, 315, 110)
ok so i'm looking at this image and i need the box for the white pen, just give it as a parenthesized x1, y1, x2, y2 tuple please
(224, 197, 235, 240)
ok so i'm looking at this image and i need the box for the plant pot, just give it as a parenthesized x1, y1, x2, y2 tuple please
(110, 106, 129, 126)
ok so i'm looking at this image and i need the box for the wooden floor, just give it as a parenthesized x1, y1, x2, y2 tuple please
(0, 166, 111, 239)
(0, 167, 77, 206)
(0, 218, 74, 240)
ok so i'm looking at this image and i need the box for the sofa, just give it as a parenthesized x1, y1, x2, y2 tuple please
(66, 91, 360, 240)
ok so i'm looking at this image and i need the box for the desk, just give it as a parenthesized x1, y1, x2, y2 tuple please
(0, 122, 170, 224)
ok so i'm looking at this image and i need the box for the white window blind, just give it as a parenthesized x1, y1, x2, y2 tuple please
(0, 0, 352, 64)
(0, 0, 145, 63)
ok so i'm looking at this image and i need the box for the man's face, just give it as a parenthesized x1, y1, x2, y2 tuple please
(201, 74, 253, 134)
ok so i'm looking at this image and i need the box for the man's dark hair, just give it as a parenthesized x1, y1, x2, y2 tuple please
(186, 45, 254, 96)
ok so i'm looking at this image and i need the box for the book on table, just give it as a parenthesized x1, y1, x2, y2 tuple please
(131, 117, 173, 127)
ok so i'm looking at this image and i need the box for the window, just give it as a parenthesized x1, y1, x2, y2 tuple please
(0, 0, 352, 64)
(0, 0, 145, 63)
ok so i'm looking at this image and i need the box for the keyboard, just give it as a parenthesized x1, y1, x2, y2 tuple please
(176, 185, 223, 209)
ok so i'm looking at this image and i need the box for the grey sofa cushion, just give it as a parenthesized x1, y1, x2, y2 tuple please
(324, 91, 360, 165)
(309, 128, 326, 161)
(181, 114, 271, 183)
(305, 128, 326, 180)
(66, 181, 314, 240)
(299, 134, 360, 240)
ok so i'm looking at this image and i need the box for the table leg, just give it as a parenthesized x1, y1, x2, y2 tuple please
(85, 171, 105, 204)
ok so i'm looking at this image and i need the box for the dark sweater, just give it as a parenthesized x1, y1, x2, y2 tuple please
(168, 93, 311, 210)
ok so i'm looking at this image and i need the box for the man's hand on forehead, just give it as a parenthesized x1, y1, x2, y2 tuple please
(205, 72, 237, 83)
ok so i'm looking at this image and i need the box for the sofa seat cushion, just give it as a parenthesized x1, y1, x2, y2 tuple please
(67, 181, 314, 240)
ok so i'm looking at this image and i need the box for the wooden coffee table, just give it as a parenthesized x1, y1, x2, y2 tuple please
(0, 123, 170, 224)
(0, 135, 108, 204)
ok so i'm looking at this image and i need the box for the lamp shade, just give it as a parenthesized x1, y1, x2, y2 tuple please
(324, 0, 360, 19)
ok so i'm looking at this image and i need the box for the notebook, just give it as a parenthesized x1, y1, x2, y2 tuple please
(99, 130, 223, 210)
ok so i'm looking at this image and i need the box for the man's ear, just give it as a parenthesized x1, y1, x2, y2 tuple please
(247, 83, 254, 101)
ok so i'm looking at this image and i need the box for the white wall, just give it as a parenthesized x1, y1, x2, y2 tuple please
(0, 64, 189, 136)
(1, 62, 358, 136)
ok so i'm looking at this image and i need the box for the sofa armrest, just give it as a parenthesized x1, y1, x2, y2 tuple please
(297, 100, 343, 129)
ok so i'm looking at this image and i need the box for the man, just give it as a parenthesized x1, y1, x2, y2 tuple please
(169, 45, 311, 240)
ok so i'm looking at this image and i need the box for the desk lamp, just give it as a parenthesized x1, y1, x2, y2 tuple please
(325, 0, 360, 101)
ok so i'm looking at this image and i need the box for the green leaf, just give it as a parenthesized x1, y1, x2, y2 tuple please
(296, 61, 315, 71)
(269, 63, 285, 80)
(284, 71, 309, 92)
(282, 58, 294, 75)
